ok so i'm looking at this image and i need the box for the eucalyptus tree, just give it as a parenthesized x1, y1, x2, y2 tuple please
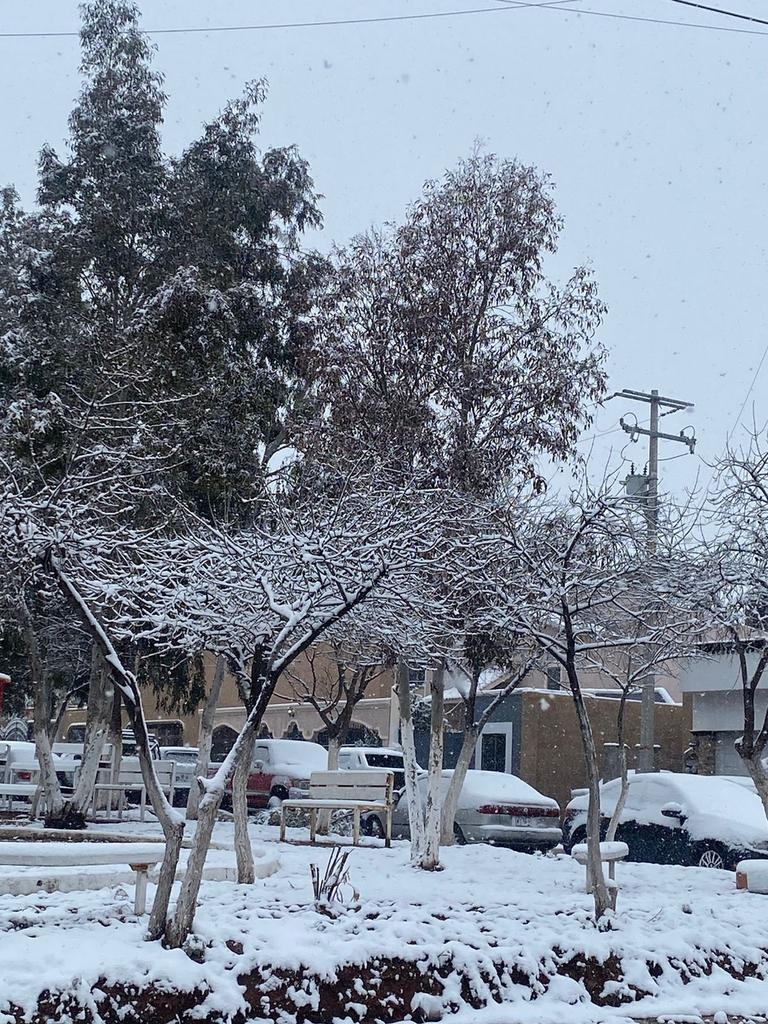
(0, 0, 326, 825)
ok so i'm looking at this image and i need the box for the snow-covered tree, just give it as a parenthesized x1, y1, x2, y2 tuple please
(704, 427, 768, 812)
(503, 484, 700, 921)
(0, 0, 326, 824)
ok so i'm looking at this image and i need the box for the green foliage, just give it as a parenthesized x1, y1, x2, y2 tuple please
(0, 0, 326, 714)
(0, 0, 326, 522)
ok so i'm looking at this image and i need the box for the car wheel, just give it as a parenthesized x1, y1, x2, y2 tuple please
(696, 844, 727, 870)
(453, 823, 467, 846)
(268, 785, 289, 807)
(363, 814, 386, 839)
(567, 826, 587, 853)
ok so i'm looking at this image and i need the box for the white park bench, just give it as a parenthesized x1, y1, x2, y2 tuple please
(0, 840, 166, 914)
(88, 757, 176, 822)
(571, 841, 629, 892)
(279, 770, 395, 847)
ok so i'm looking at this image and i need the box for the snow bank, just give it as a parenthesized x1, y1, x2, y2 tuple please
(0, 819, 767, 1022)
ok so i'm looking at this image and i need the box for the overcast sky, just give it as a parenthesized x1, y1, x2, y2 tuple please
(1, 0, 766, 501)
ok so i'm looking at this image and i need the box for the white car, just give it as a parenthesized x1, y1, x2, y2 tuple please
(363, 769, 562, 851)
(563, 771, 768, 870)
(159, 746, 199, 806)
(338, 746, 409, 789)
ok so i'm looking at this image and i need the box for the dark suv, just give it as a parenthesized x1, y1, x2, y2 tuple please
(563, 771, 768, 870)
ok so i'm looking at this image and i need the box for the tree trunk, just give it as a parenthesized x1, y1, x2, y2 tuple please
(316, 733, 341, 836)
(20, 600, 63, 821)
(421, 661, 445, 871)
(233, 728, 256, 884)
(119, 669, 186, 941)
(51, 645, 112, 829)
(31, 652, 65, 823)
(568, 663, 612, 920)
(32, 670, 63, 822)
(187, 655, 225, 821)
(397, 661, 425, 865)
(168, 665, 283, 947)
(606, 694, 629, 843)
(740, 751, 768, 818)
(440, 724, 477, 846)
(166, 786, 222, 948)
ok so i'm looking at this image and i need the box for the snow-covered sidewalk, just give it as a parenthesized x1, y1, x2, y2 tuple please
(0, 818, 767, 1023)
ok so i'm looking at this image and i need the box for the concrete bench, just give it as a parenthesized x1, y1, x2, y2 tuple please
(571, 841, 629, 891)
(280, 770, 394, 847)
(0, 840, 166, 914)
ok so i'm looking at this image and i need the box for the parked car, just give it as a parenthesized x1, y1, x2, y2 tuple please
(338, 746, 409, 789)
(363, 769, 561, 851)
(121, 730, 161, 760)
(226, 739, 328, 809)
(0, 740, 38, 783)
(563, 771, 768, 870)
(159, 746, 199, 806)
(0, 740, 76, 795)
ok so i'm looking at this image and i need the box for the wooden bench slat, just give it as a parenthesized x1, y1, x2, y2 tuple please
(282, 798, 389, 810)
(280, 770, 395, 849)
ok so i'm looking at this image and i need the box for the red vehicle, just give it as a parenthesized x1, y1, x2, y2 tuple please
(224, 739, 328, 808)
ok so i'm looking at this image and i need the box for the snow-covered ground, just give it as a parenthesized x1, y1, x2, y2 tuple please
(1, 816, 768, 1023)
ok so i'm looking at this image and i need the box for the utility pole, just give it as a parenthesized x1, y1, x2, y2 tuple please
(617, 388, 695, 773)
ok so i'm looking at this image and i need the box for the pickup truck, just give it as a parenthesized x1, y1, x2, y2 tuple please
(225, 739, 328, 808)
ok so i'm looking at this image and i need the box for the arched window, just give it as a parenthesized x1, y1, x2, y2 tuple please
(314, 724, 382, 748)
(282, 722, 305, 741)
(211, 725, 238, 763)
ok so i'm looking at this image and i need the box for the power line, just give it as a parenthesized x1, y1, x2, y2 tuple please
(3, 0, 768, 40)
(0, 0, 580, 40)
(495, 0, 768, 35)
(726, 339, 768, 443)
(668, 1, 768, 27)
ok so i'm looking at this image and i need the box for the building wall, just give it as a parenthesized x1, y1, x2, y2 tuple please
(679, 649, 768, 696)
(518, 691, 687, 812)
(57, 649, 398, 750)
(413, 688, 687, 814)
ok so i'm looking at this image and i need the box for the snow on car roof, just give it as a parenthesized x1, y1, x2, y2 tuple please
(255, 739, 328, 769)
(570, 772, 768, 846)
(429, 769, 559, 810)
(339, 746, 403, 757)
(660, 773, 768, 844)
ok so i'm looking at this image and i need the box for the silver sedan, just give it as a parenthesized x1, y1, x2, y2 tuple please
(363, 768, 561, 851)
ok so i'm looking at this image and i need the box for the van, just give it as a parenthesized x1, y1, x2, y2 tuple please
(338, 746, 409, 790)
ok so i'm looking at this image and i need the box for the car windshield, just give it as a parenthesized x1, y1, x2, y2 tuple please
(365, 754, 404, 770)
